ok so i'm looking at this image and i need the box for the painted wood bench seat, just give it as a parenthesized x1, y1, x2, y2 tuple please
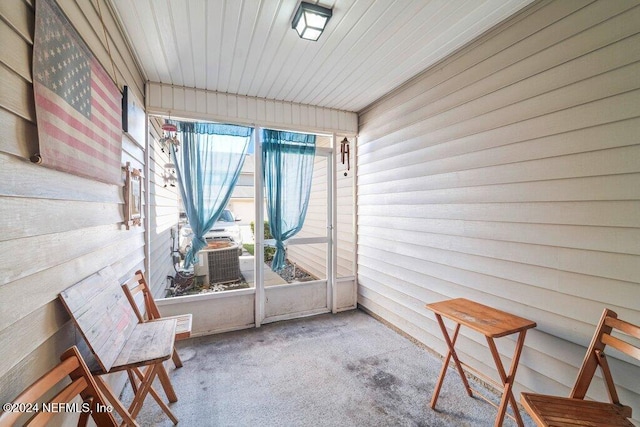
(59, 266, 179, 426)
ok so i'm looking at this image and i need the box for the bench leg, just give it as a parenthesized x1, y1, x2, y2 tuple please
(130, 367, 171, 406)
(172, 347, 183, 369)
(131, 364, 178, 404)
(127, 369, 139, 395)
(157, 363, 178, 402)
(129, 364, 157, 419)
(93, 375, 140, 427)
(128, 364, 178, 424)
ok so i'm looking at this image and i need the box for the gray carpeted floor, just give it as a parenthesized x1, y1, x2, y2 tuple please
(121, 309, 536, 426)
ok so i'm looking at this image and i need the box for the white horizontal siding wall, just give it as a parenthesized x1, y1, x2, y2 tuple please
(357, 0, 640, 421)
(287, 137, 356, 281)
(148, 117, 180, 297)
(0, 0, 146, 412)
(335, 152, 356, 279)
(146, 82, 358, 135)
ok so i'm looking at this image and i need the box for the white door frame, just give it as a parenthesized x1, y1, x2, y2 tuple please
(255, 133, 334, 326)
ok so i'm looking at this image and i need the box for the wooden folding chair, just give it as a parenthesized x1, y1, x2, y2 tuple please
(121, 270, 192, 368)
(0, 346, 117, 427)
(521, 308, 639, 427)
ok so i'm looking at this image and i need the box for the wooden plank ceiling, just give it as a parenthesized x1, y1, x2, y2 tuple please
(109, 0, 534, 113)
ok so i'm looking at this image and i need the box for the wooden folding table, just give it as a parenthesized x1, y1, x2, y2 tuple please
(426, 298, 536, 427)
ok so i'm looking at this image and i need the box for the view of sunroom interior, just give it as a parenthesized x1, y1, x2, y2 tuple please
(1, 0, 639, 426)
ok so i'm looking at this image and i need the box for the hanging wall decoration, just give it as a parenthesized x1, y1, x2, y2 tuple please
(32, 0, 122, 185)
(340, 137, 350, 176)
(160, 122, 180, 153)
(122, 85, 145, 147)
(162, 163, 177, 188)
(123, 162, 143, 229)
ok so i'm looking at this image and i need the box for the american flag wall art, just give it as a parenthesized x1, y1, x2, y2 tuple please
(33, 0, 122, 185)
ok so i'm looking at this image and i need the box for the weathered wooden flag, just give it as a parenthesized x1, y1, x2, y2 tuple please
(33, 0, 122, 185)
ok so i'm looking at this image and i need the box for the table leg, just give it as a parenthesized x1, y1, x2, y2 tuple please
(430, 315, 472, 409)
(486, 330, 528, 427)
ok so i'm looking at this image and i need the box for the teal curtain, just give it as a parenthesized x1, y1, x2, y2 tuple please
(262, 129, 316, 271)
(171, 121, 252, 268)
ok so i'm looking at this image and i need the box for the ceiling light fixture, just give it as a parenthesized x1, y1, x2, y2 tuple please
(292, 2, 332, 41)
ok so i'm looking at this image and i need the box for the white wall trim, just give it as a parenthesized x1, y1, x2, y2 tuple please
(146, 82, 358, 135)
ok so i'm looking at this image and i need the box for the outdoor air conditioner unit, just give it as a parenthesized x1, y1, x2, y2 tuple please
(194, 243, 241, 285)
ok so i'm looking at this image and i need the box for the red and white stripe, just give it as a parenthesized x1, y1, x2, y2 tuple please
(33, 60, 122, 185)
